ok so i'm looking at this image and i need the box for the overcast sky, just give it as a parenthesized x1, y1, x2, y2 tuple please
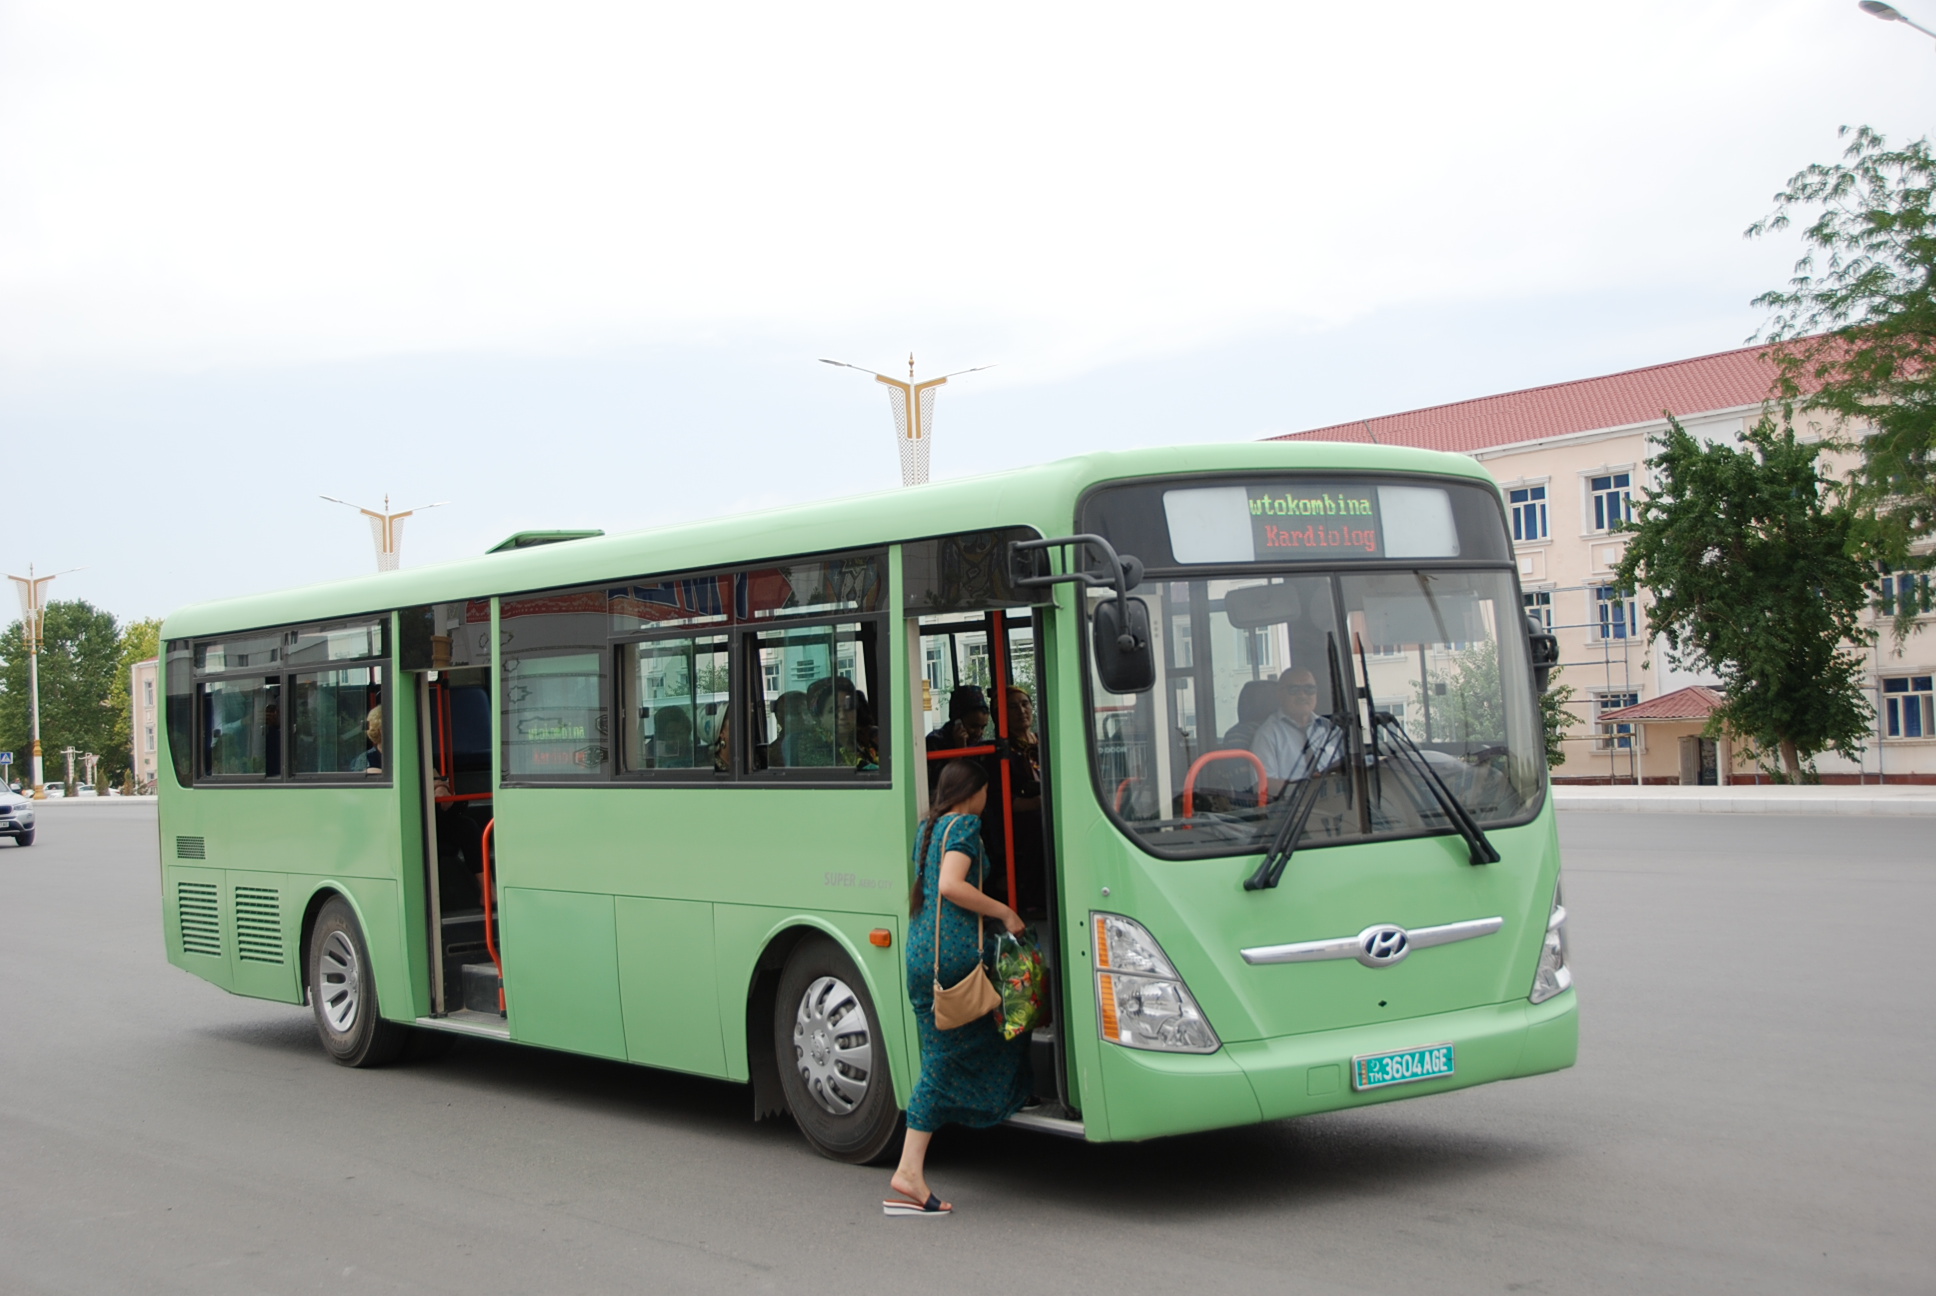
(2, 0, 1932, 624)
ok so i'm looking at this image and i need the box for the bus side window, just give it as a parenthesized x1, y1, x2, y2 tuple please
(749, 622, 879, 773)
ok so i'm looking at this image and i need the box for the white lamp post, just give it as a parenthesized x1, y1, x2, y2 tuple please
(321, 495, 448, 572)
(820, 354, 994, 486)
(7, 564, 78, 800)
(1858, 1, 1936, 44)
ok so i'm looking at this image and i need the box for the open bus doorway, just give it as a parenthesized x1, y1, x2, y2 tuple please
(415, 668, 501, 1024)
(914, 607, 1073, 1119)
(398, 601, 504, 1029)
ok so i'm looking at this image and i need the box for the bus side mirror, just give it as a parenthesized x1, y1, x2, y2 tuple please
(1094, 596, 1156, 694)
(1526, 614, 1559, 693)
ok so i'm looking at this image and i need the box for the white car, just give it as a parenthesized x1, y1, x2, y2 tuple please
(0, 792, 34, 847)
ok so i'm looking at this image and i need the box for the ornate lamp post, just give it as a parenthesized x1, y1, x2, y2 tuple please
(7, 564, 74, 800)
(321, 495, 448, 572)
(820, 354, 993, 486)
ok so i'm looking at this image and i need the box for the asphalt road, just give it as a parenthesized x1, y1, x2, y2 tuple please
(2, 804, 1931, 1295)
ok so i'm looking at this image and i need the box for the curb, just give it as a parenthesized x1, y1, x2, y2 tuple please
(1554, 792, 1936, 816)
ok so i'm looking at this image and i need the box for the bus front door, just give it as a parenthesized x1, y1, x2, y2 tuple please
(914, 609, 1070, 1113)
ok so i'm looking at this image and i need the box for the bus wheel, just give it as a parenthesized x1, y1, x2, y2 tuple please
(307, 897, 408, 1068)
(774, 936, 900, 1165)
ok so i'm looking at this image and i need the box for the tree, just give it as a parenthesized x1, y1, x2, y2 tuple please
(1540, 668, 1580, 769)
(1748, 126, 1936, 632)
(106, 617, 162, 782)
(1613, 416, 1874, 782)
(0, 600, 124, 785)
(1417, 640, 1579, 769)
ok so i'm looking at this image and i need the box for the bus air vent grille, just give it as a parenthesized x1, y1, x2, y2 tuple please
(233, 887, 283, 965)
(176, 835, 206, 860)
(177, 881, 221, 958)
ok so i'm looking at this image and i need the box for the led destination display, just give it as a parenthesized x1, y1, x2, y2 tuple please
(1161, 480, 1461, 565)
(1247, 485, 1383, 557)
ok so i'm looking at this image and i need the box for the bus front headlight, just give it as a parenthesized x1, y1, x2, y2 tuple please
(1529, 880, 1571, 1004)
(1092, 913, 1221, 1054)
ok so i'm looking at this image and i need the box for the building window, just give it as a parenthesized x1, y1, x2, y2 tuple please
(1883, 675, 1934, 739)
(1878, 569, 1932, 617)
(1590, 473, 1632, 532)
(1594, 586, 1636, 640)
(143, 679, 155, 706)
(144, 724, 156, 752)
(1509, 486, 1548, 542)
(1523, 589, 1553, 630)
(1595, 691, 1639, 750)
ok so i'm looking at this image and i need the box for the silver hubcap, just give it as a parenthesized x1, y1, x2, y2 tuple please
(318, 929, 361, 1034)
(792, 975, 873, 1116)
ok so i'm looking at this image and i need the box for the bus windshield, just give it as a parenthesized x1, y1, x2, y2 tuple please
(1090, 567, 1544, 856)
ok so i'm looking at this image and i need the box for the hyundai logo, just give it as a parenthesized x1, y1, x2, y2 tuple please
(1355, 924, 1411, 968)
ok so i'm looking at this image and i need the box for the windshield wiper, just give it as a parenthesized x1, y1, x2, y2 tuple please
(1369, 713, 1500, 865)
(1244, 637, 1355, 891)
(1241, 723, 1348, 890)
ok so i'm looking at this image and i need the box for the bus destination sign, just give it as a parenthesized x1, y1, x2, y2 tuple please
(1248, 484, 1384, 559)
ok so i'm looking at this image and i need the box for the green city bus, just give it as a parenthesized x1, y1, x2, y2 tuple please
(157, 442, 1576, 1160)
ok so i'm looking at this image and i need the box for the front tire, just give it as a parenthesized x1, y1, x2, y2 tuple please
(15, 830, 32, 847)
(774, 936, 901, 1164)
(307, 896, 408, 1067)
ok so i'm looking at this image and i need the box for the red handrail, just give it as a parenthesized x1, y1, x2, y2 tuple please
(991, 610, 1018, 908)
(1181, 751, 1270, 818)
(926, 744, 997, 761)
(480, 818, 504, 1012)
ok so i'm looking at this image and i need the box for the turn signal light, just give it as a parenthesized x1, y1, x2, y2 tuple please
(869, 929, 892, 948)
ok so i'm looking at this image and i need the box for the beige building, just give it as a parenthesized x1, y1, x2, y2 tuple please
(131, 657, 159, 793)
(1280, 343, 1935, 783)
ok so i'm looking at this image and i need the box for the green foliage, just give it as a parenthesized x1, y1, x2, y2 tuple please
(1613, 417, 1875, 781)
(0, 600, 126, 786)
(1417, 639, 1506, 747)
(1748, 126, 1936, 634)
(1412, 639, 1575, 767)
(106, 617, 162, 780)
(1540, 668, 1580, 769)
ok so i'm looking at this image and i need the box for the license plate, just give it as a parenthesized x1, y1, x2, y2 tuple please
(1352, 1042, 1454, 1091)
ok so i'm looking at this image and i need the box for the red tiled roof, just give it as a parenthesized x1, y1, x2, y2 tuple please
(1274, 342, 1798, 455)
(1600, 685, 1725, 722)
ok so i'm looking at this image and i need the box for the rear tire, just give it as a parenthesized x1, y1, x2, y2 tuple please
(774, 936, 902, 1165)
(307, 896, 409, 1067)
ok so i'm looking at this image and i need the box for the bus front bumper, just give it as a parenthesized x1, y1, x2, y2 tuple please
(1090, 991, 1577, 1142)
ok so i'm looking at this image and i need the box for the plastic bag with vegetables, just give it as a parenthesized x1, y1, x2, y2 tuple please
(991, 928, 1048, 1042)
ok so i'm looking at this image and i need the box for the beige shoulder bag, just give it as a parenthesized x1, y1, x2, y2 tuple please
(930, 816, 1001, 1030)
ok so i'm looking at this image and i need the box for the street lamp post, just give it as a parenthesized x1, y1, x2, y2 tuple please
(6, 564, 72, 800)
(820, 355, 994, 486)
(1858, 1, 1936, 44)
(321, 495, 448, 572)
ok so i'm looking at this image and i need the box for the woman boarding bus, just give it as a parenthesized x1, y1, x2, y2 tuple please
(156, 443, 1575, 1161)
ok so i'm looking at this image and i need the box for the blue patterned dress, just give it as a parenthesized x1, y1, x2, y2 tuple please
(904, 813, 1032, 1133)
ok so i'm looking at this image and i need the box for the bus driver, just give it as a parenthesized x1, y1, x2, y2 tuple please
(1250, 667, 1340, 797)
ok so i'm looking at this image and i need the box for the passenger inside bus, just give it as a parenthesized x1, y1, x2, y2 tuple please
(926, 685, 990, 753)
(650, 705, 695, 768)
(1005, 686, 1047, 913)
(769, 691, 809, 765)
(349, 705, 384, 772)
(433, 774, 484, 909)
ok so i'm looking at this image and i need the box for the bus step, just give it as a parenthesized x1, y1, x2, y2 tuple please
(460, 962, 504, 1016)
(1004, 1101, 1085, 1139)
